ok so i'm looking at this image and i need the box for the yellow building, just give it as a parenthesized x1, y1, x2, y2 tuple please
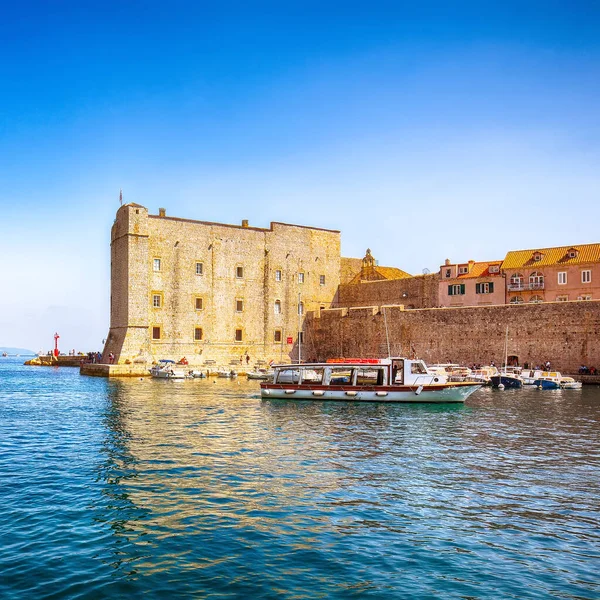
(103, 204, 341, 366)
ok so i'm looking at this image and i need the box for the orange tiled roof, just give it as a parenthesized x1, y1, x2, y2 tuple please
(456, 261, 503, 279)
(376, 266, 412, 280)
(502, 243, 600, 269)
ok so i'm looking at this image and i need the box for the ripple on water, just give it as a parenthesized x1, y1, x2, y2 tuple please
(0, 361, 599, 598)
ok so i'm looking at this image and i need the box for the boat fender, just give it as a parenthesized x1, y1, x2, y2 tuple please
(434, 377, 439, 383)
(415, 385, 423, 395)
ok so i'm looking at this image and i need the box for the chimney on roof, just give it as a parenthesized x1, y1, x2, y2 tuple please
(242, 219, 249, 228)
(444, 258, 451, 266)
(158, 208, 166, 217)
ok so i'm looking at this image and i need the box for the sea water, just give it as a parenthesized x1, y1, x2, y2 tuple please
(0, 357, 599, 599)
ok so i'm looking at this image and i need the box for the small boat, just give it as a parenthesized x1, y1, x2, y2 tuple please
(534, 371, 563, 390)
(217, 369, 238, 378)
(1, 352, 7, 357)
(490, 367, 523, 389)
(150, 359, 187, 379)
(246, 367, 275, 381)
(468, 366, 498, 385)
(260, 357, 481, 403)
(560, 377, 582, 390)
(521, 369, 545, 385)
(188, 369, 206, 378)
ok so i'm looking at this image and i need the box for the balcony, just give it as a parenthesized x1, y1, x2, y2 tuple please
(507, 282, 545, 291)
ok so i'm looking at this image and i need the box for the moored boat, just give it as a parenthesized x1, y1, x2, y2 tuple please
(246, 367, 275, 381)
(559, 377, 582, 389)
(150, 359, 187, 379)
(468, 366, 498, 385)
(534, 371, 563, 389)
(260, 357, 481, 403)
(490, 367, 523, 389)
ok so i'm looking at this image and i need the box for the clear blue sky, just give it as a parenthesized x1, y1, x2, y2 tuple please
(1, 1, 599, 351)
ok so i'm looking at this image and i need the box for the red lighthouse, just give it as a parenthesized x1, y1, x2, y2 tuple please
(53, 332, 60, 358)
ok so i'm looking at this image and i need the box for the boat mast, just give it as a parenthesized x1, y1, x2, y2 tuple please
(504, 325, 508, 371)
(298, 291, 302, 364)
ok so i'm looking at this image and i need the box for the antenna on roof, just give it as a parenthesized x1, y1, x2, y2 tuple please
(422, 268, 430, 274)
(119, 189, 123, 206)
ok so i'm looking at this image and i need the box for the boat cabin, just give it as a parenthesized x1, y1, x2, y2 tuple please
(273, 358, 442, 387)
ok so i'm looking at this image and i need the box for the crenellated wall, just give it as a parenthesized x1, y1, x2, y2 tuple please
(305, 300, 600, 374)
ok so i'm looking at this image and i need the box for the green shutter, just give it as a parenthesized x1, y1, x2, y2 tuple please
(460, 284, 465, 295)
(489, 282, 494, 293)
(448, 285, 453, 296)
(475, 283, 481, 294)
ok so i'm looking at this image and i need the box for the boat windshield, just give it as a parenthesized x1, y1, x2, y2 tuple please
(328, 367, 353, 385)
(410, 362, 427, 375)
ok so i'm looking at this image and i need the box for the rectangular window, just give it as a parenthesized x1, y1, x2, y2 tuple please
(194, 327, 203, 341)
(445, 269, 451, 278)
(275, 270, 282, 281)
(319, 275, 325, 285)
(235, 329, 243, 342)
(153, 258, 161, 272)
(298, 272, 304, 284)
(558, 272, 567, 285)
(458, 266, 468, 274)
(582, 270, 591, 283)
(236, 299, 243, 312)
(152, 326, 161, 340)
(274, 300, 281, 314)
(476, 282, 494, 294)
(448, 284, 465, 296)
(489, 265, 500, 273)
(236, 266, 244, 278)
(152, 294, 162, 308)
(196, 262, 203, 276)
(298, 302, 304, 315)
(195, 297, 203, 310)
(556, 295, 569, 302)
(274, 330, 282, 342)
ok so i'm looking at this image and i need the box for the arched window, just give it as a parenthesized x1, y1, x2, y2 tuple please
(529, 295, 543, 303)
(529, 271, 544, 289)
(274, 300, 281, 314)
(510, 296, 524, 304)
(509, 274, 523, 291)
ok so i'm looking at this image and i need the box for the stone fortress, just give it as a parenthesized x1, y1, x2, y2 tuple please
(100, 203, 600, 375)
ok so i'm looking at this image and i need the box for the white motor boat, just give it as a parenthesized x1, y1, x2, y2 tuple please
(150, 359, 187, 379)
(261, 357, 480, 403)
(560, 377, 583, 389)
(246, 367, 275, 381)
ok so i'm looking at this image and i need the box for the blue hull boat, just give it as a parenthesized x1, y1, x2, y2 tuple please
(490, 374, 523, 389)
(537, 378, 560, 390)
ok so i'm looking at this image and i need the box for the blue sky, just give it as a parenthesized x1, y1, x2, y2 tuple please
(1, 1, 599, 351)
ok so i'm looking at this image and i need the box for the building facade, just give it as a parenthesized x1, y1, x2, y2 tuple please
(103, 204, 341, 366)
(438, 259, 505, 307)
(502, 244, 600, 304)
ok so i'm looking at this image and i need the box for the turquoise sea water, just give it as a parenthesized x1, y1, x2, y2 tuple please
(0, 357, 599, 599)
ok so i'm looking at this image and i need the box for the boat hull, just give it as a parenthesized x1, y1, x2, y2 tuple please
(490, 375, 523, 389)
(537, 379, 560, 390)
(260, 383, 480, 403)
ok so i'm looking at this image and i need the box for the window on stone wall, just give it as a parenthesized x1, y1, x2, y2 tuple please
(195, 297, 203, 310)
(509, 296, 524, 304)
(236, 299, 244, 312)
(152, 326, 161, 340)
(578, 294, 592, 301)
(320, 275, 326, 285)
(556, 295, 569, 302)
(275, 269, 282, 281)
(298, 302, 304, 315)
(153, 258, 161, 272)
(194, 327, 203, 341)
(152, 293, 162, 308)
(582, 270, 591, 284)
(298, 272, 305, 284)
(236, 266, 244, 278)
(235, 329, 243, 342)
(196, 262, 203, 276)
(558, 272, 567, 285)
(529, 272, 544, 288)
(274, 329, 282, 342)
(445, 269, 451, 278)
(274, 300, 281, 314)
(529, 295, 543, 303)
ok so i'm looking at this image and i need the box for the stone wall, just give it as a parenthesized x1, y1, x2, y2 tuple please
(103, 205, 341, 366)
(306, 300, 600, 374)
(335, 273, 439, 309)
